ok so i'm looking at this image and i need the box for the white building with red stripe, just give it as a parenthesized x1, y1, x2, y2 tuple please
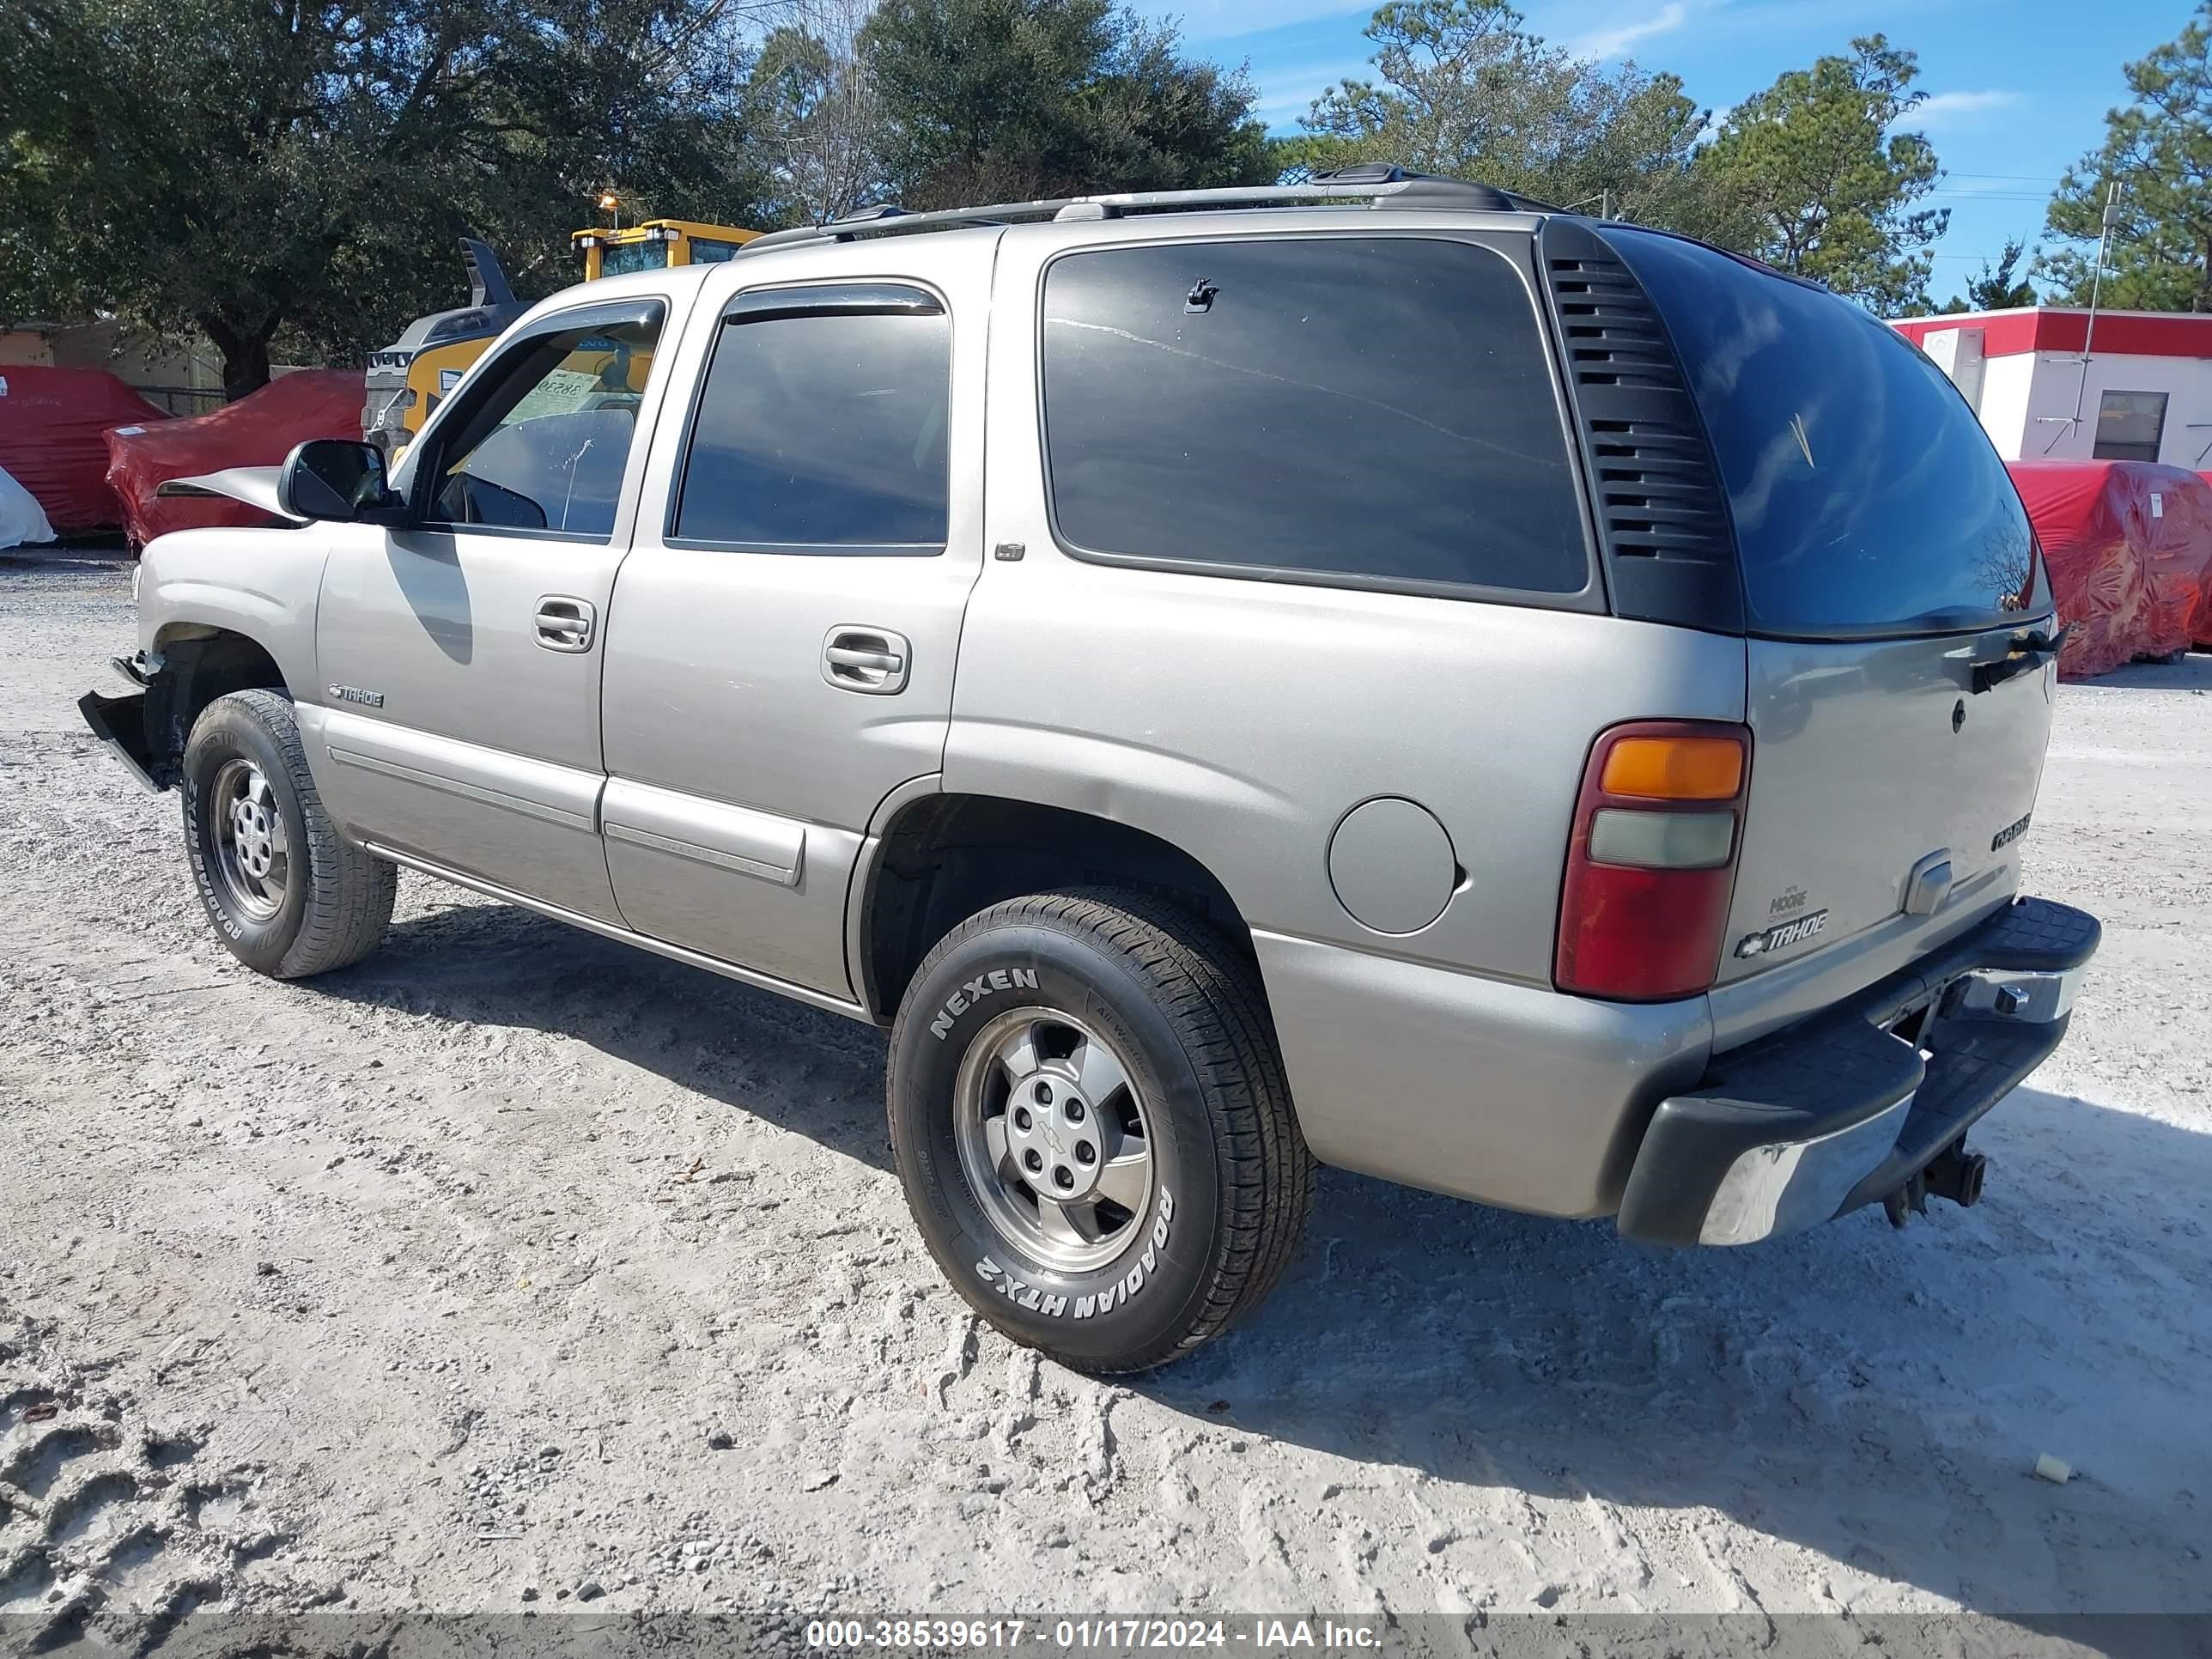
(1890, 307, 2212, 469)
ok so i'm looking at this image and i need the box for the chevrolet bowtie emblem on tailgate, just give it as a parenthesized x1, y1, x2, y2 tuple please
(1735, 909, 1829, 958)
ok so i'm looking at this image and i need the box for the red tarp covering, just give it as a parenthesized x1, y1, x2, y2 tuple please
(105, 368, 364, 547)
(2197, 475, 2212, 649)
(2007, 459, 2212, 678)
(0, 367, 168, 532)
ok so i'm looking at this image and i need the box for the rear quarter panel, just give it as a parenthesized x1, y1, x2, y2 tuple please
(948, 568, 1747, 980)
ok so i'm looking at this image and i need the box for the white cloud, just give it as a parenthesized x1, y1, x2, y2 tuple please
(1905, 89, 2026, 131)
(1569, 1, 1690, 61)
(1173, 0, 1375, 43)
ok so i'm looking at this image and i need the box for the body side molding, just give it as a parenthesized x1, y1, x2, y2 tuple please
(323, 707, 602, 832)
(600, 777, 806, 888)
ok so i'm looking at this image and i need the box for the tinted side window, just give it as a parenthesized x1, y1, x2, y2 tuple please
(428, 309, 663, 539)
(1040, 238, 1589, 595)
(1608, 229, 2046, 635)
(674, 304, 950, 549)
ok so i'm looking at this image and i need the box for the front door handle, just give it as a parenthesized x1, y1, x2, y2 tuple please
(536, 595, 595, 653)
(823, 626, 911, 694)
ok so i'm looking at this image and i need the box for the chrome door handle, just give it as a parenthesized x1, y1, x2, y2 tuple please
(825, 645, 902, 672)
(823, 626, 911, 694)
(535, 595, 595, 653)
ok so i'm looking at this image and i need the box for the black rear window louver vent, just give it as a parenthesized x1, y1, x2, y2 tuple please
(1537, 221, 1743, 632)
(1551, 257, 1683, 392)
(1582, 415, 1728, 561)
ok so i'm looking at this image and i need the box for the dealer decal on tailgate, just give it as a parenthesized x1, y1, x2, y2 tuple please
(1735, 909, 1829, 959)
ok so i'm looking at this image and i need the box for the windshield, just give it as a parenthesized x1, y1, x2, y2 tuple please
(1608, 228, 2047, 638)
(597, 239, 668, 278)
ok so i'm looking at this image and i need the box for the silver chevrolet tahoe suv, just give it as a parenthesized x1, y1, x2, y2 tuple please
(81, 171, 2100, 1373)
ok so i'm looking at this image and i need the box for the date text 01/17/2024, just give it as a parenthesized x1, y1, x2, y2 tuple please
(803, 1617, 1384, 1650)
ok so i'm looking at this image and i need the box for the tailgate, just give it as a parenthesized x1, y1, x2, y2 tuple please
(1721, 630, 2052, 984)
(1599, 227, 2060, 994)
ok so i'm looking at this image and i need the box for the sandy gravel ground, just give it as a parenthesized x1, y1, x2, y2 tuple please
(2, 554, 2208, 1645)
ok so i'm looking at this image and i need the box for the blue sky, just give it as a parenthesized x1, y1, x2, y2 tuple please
(1165, 0, 2187, 310)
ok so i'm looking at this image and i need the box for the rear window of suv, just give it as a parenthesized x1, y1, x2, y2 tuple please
(1607, 228, 2046, 638)
(1039, 236, 1591, 598)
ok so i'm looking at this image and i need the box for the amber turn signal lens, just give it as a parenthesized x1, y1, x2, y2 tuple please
(1599, 736, 1744, 801)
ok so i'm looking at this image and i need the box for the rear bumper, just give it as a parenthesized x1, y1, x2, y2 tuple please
(1616, 896, 2100, 1246)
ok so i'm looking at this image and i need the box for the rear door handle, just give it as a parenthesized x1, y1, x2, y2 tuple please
(823, 626, 910, 694)
(1971, 623, 2069, 693)
(536, 595, 595, 653)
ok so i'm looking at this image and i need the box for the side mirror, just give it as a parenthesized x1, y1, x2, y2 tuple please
(276, 439, 404, 526)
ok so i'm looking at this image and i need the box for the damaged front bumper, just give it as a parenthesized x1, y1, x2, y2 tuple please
(1616, 896, 2100, 1246)
(78, 684, 166, 794)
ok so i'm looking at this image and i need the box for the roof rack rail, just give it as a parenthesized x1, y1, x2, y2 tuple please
(1304, 163, 1561, 213)
(738, 166, 1564, 256)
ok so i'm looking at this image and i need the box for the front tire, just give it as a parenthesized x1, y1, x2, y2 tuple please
(181, 690, 395, 978)
(889, 890, 1312, 1373)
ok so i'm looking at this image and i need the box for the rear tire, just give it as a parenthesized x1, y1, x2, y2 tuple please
(888, 889, 1312, 1373)
(181, 690, 395, 978)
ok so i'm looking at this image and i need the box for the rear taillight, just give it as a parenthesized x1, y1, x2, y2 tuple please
(1554, 721, 1751, 1001)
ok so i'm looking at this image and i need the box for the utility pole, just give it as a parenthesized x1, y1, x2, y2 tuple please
(2038, 179, 2122, 455)
(2080, 180, 2120, 367)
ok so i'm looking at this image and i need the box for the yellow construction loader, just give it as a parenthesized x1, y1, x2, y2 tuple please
(363, 217, 761, 457)
(571, 218, 759, 279)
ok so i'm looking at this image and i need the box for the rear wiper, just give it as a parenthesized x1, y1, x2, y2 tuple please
(1971, 623, 2070, 694)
